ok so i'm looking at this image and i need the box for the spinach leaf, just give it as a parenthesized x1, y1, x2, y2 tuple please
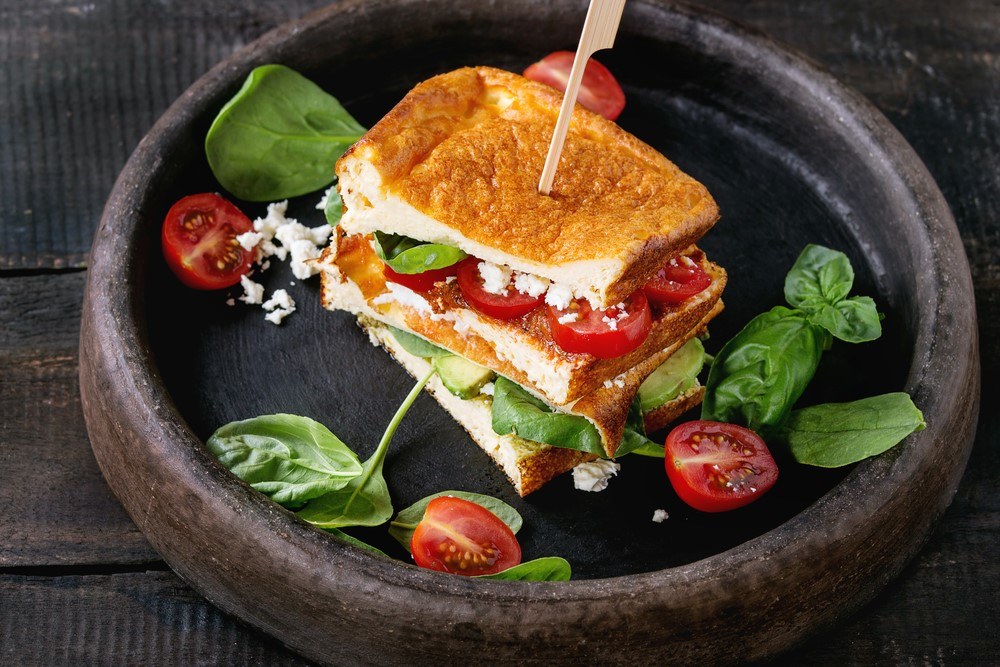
(702, 307, 830, 431)
(327, 529, 390, 558)
(616, 396, 657, 456)
(783, 244, 855, 311)
(297, 369, 435, 529)
(491, 377, 606, 456)
(388, 491, 523, 552)
(777, 393, 925, 467)
(373, 231, 466, 274)
(323, 181, 344, 226)
(807, 297, 882, 343)
(205, 64, 365, 201)
(207, 414, 363, 507)
(477, 557, 572, 581)
(388, 326, 451, 358)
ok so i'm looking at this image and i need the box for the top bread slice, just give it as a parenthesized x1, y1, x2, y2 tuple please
(336, 66, 719, 308)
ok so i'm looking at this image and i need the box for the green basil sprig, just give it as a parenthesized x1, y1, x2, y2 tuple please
(777, 393, 926, 467)
(477, 557, 572, 581)
(374, 231, 467, 274)
(207, 414, 363, 507)
(205, 64, 365, 201)
(388, 490, 523, 552)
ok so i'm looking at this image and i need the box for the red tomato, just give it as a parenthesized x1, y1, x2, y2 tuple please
(643, 255, 713, 306)
(161, 193, 255, 290)
(523, 51, 626, 121)
(456, 258, 544, 320)
(664, 421, 779, 512)
(546, 290, 652, 359)
(383, 263, 459, 293)
(411, 496, 522, 576)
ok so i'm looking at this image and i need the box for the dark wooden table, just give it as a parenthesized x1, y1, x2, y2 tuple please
(2, 1, 997, 664)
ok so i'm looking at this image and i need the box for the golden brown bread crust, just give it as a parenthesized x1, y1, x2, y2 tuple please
(642, 385, 707, 435)
(514, 448, 595, 497)
(337, 67, 719, 306)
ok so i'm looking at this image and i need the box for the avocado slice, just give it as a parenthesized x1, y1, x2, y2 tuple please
(637, 338, 706, 413)
(433, 354, 496, 399)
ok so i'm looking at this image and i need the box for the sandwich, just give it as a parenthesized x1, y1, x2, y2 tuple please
(318, 66, 727, 495)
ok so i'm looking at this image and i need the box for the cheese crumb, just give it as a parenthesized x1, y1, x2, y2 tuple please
(601, 315, 619, 331)
(262, 289, 294, 312)
(557, 312, 579, 325)
(545, 283, 574, 310)
(479, 382, 495, 396)
(289, 238, 323, 279)
(236, 231, 263, 251)
(373, 282, 432, 313)
(652, 509, 669, 523)
(238, 275, 264, 305)
(572, 459, 621, 492)
(680, 255, 698, 268)
(225, 298, 235, 307)
(513, 272, 549, 297)
(478, 261, 512, 295)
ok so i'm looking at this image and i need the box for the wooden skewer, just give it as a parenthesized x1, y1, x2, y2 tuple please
(538, 0, 626, 195)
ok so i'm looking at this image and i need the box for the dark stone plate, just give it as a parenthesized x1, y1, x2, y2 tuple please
(79, 1, 979, 663)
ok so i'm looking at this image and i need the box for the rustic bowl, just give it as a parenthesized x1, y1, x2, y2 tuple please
(80, 0, 979, 664)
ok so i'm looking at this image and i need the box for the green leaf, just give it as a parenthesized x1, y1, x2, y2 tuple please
(205, 64, 365, 201)
(702, 307, 830, 431)
(783, 244, 855, 311)
(388, 491, 523, 553)
(637, 338, 705, 412)
(388, 326, 451, 358)
(491, 377, 606, 456)
(615, 396, 657, 456)
(373, 231, 467, 274)
(207, 414, 363, 507)
(323, 182, 343, 226)
(777, 393, 925, 467)
(297, 369, 435, 529)
(326, 529, 390, 558)
(808, 296, 882, 343)
(628, 441, 666, 458)
(477, 557, 572, 581)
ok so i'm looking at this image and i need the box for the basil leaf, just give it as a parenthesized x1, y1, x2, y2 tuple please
(807, 296, 882, 343)
(205, 64, 365, 201)
(477, 557, 572, 581)
(615, 397, 658, 457)
(628, 441, 666, 458)
(778, 393, 925, 467)
(491, 377, 606, 456)
(388, 491, 523, 552)
(783, 244, 855, 311)
(207, 414, 363, 507)
(323, 182, 344, 226)
(327, 528, 390, 558)
(388, 326, 451, 358)
(373, 231, 466, 274)
(702, 307, 830, 431)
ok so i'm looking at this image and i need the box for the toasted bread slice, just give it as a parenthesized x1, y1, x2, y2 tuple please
(336, 66, 719, 308)
(362, 320, 703, 496)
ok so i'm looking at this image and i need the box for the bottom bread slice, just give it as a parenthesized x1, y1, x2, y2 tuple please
(361, 318, 703, 496)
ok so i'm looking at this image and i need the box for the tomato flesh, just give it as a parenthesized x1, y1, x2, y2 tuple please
(456, 258, 544, 320)
(161, 193, 255, 290)
(383, 263, 458, 293)
(411, 496, 521, 576)
(643, 255, 713, 306)
(664, 421, 778, 512)
(547, 290, 652, 359)
(524, 51, 626, 121)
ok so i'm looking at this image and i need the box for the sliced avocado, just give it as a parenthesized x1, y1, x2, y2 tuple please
(433, 354, 496, 399)
(638, 338, 705, 413)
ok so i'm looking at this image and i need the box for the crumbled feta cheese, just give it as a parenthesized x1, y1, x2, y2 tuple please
(444, 275, 457, 284)
(601, 315, 619, 331)
(238, 275, 264, 305)
(513, 272, 549, 297)
(372, 282, 432, 313)
(603, 379, 613, 389)
(236, 231, 263, 251)
(680, 255, 698, 268)
(289, 238, 322, 279)
(264, 307, 294, 325)
(545, 283, 573, 310)
(262, 289, 295, 312)
(225, 298, 235, 307)
(253, 200, 289, 239)
(572, 459, 621, 492)
(453, 317, 470, 334)
(556, 312, 579, 325)
(478, 261, 512, 295)
(652, 509, 669, 523)
(259, 260, 271, 271)
(479, 382, 495, 396)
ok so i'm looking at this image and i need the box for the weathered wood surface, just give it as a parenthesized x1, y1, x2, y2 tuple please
(0, 0, 996, 664)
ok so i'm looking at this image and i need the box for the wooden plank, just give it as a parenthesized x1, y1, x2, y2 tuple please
(0, 571, 311, 666)
(0, 273, 158, 566)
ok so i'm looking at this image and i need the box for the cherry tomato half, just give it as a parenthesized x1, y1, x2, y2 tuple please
(411, 496, 522, 576)
(161, 193, 255, 290)
(643, 255, 713, 306)
(383, 262, 459, 293)
(456, 258, 544, 320)
(524, 51, 626, 121)
(664, 421, 779, 513)
(547, 290, 653, 359)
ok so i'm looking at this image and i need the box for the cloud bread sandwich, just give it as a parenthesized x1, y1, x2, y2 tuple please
(319, 66, 727, 494)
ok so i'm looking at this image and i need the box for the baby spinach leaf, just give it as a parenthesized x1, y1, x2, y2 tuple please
(388, 491, 523, 552)
(777, 393, 925, 467)
(323, 181, 344, 226)
(783, 244, 855, 311)
(297, 369, 435, 529)
(205, 64, 365, 201)
(326, 529, 390, 558)
(207, 414, 363, 507)
(373, 231, 467, 274)
(477, 557, 572, 581)
(491, 377, 606, 456)
(807, 296, 882, 343)
(388, 326, 451, 358)
(702, 307, 830, 431)
(615, 396, 658, 456)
